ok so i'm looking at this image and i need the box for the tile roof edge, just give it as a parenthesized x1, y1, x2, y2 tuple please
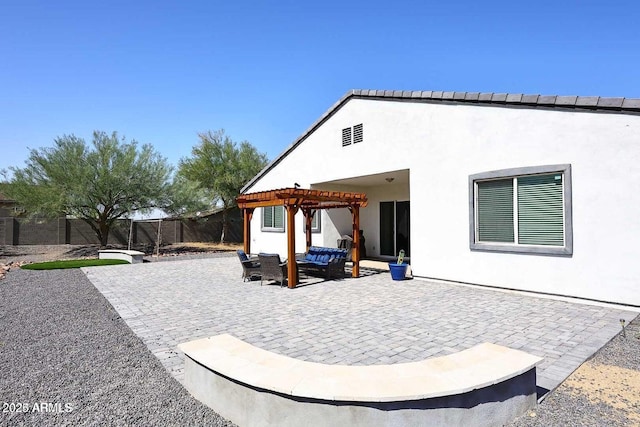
(348, 89, 640, 112)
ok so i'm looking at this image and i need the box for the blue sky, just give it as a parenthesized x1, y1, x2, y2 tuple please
(2, 0, 639, 175)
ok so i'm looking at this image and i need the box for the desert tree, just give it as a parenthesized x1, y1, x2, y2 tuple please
(178, 129, 268, 242)
(7, 131, 173, 247)
(161, 174, 213, 218)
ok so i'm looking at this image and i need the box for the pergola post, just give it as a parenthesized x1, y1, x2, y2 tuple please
(351, 205, 360, 278)
(243, 208, 254, 254)
(303, 208, 314, 252)
(286, 205, 299, 288)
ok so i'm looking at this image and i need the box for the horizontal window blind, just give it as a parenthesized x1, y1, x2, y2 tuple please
(262, 206, 284, 230)
(477, 179, 514, 243)
(262, 206, 273, 228)
(273, 205, 284, 229)
(517, 174, 564, 246)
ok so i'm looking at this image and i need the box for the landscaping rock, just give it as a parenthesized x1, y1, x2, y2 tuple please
(0, 268, 235, 426)
(0, 261, 29, 280)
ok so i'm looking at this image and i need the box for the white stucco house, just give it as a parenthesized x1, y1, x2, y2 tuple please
(241, 89, 640, 306)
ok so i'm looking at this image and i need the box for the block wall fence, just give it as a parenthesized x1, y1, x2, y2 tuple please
(0, 210, 242, 246)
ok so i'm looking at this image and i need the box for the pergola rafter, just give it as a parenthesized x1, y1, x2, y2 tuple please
(237, 188, 368, 288)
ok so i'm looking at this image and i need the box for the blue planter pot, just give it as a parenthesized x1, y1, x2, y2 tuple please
(388, 263, 408, 281)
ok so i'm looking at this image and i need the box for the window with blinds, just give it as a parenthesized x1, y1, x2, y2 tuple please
(261, 206, 285, 232)
(470, 164, 572, 255)
(517, 174, 564, 246)
(477, 179, 515, 243)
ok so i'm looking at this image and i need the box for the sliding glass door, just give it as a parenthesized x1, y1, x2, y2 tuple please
(379, 201, 410, 257)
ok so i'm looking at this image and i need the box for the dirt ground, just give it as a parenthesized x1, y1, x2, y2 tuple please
(513, 316, 640, 426)
(0, 242, 242, 264)
(562, 361, 640, 424)
(0, 243, 242, 279)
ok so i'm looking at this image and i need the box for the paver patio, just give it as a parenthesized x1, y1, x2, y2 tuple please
(84, 254, 638, 394)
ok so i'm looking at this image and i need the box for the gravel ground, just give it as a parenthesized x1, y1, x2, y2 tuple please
(0, 268, 235, 427)
(509, 316, 640, 426)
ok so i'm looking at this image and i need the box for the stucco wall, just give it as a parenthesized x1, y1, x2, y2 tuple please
(247, 98, 640, 305)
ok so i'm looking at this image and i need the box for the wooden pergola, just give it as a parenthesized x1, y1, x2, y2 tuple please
(236, 188, 368, 288)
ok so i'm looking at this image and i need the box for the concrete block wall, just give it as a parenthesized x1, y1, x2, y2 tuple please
(0, 218, 15, 245)
(13, 218, 62, 245)
(67, 219, 100, 245)
(0, 211, 243, 246)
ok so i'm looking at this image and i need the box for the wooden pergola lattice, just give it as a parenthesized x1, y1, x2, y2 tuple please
(236, 188, 368, 288)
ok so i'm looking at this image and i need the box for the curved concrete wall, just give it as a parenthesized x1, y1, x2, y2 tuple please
(184, 356, 537, 427)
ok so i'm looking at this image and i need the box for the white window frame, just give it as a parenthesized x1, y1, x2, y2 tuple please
(469, 164, 573, 255)
(261, 206, 285, 232)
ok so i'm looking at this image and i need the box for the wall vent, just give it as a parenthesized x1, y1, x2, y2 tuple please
(353, 123, 363, 143)
(342, 127, 352, 146)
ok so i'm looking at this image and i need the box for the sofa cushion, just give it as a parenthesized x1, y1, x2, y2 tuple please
(298, 247, 347, 270)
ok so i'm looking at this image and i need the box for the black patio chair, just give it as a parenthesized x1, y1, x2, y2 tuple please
(237, 249, 261, 282)
(258, 253, 287, 287)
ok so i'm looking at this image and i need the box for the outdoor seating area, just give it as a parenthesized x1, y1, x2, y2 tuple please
(236, 188, 369, 288)
(237, 247, 353, 287)
(296, 246, 348, 279)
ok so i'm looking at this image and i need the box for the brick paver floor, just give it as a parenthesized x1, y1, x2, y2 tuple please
(83, 254, 638, 393)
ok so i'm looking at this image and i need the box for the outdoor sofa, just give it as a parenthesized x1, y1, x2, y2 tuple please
(296, 246, 348, 279)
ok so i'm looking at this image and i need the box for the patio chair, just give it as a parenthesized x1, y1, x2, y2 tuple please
(258, 253, 288, 287)
(237, 250, 261, 282)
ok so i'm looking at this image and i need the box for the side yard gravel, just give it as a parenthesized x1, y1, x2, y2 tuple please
(0, 268, 235, 427)
(509, 316, 640, 426)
